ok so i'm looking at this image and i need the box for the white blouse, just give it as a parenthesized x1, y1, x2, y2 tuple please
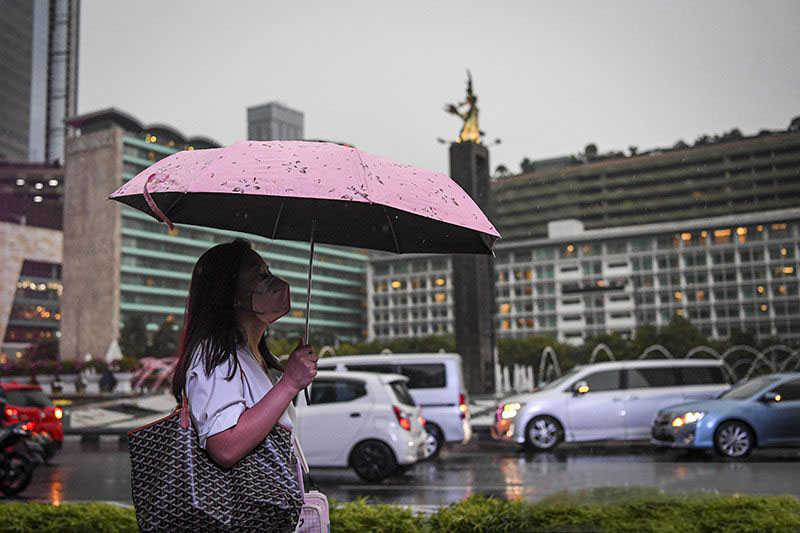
(185, 343, 295, 450)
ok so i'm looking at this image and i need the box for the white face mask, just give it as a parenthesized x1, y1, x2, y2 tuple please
(236, 274, 291, 325)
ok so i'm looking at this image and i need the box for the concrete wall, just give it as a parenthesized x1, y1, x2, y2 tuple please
(61, 127, 123, 360)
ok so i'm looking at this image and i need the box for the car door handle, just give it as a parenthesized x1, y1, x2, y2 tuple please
(626, 396, 639, 401)
(612, 397, 624, 402)
(349, 413, 361, 418)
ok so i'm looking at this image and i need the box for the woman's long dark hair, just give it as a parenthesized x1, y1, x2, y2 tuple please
(171, 238, 282, 403)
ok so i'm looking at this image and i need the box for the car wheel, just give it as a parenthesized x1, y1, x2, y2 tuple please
(525, 416, 563, 451)
(350, 440, 398, 482)
(423, 422, 444, 459)
(714, 421, 754, 459)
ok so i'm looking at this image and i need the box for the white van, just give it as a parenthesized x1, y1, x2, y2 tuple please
(491, 359, 733, 450)
(317, 353, 471, 457)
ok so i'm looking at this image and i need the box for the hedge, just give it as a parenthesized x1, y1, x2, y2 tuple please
(1, 489, 799, 532)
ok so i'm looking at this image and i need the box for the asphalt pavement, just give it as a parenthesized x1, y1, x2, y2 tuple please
(4, 434, 800, 507)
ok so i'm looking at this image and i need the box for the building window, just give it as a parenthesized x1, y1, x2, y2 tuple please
(560, 244, 576, 258)
(606, 241, 628, 254)
(411, 260, 428, 272)
(656, 235, 680, 249)
(535, 265, 554, 279)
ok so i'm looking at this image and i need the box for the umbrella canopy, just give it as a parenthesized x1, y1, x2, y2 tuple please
(109, 140, 499, 255)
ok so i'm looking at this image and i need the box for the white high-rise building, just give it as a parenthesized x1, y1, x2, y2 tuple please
(368, 209, 800, 346)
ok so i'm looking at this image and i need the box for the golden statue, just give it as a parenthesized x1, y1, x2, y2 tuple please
(445, 69, 484, 144)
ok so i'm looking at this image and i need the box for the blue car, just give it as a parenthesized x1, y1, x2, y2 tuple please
(652, 373, 800, 458)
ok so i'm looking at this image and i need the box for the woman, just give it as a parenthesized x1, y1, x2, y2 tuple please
(171, 238, 317, 470)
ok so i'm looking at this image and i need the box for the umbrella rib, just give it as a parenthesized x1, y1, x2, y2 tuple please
(382, 206, 401, 254)
(354, 148, 401, 253)
(272, 198, 285, 240)
(353, 148, 376, 205)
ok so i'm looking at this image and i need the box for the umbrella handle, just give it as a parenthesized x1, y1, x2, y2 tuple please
(143, 173, 175, 231)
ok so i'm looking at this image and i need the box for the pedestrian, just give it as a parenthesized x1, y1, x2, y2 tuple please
(168, 238, 317, 529)
(99, 367, 117, 393)
(51, 372, 63, 394)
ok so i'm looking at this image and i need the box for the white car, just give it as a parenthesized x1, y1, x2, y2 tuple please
(491, 359, 733, 450)
(295, 371, 429, 481)
(317, 353, 471, 457)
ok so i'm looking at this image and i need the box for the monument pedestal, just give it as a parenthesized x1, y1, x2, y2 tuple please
(449, 142, 496, 395)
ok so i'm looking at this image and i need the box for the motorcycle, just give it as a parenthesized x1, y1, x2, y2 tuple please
(0, 422, 37, 496)
(28, 432, 53, 463)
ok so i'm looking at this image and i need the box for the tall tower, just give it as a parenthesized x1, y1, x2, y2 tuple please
(0, 0, 80, 164)
(450, 141, 497, 395)
(247, 102, 304, 141)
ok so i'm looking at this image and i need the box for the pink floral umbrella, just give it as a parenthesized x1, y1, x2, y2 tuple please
(109, 139, 500, 350)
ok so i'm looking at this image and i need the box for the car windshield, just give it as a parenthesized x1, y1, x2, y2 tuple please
(5, 389, 52, 408)
(720, 376, 780, 400)
(540, 367, 582, 391)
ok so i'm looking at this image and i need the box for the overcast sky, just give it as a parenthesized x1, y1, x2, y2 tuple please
(79, 1, 800, 174)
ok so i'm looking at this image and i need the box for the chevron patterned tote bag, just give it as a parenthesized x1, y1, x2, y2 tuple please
(127, 397, 303, 532)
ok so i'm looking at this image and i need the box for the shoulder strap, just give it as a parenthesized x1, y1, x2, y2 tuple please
(293, 435, 320, 493)
(179, 391, 189, 429)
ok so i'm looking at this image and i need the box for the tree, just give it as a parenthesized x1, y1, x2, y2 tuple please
(789, 116, 800, 133)
(494, 164, 510, 178)
(583, 144, 598, 159)
(673, 139, 689, 150)
(578, 332, 635, 361)
(719, 128, 743, 142)
(658, 314, 707, 357)
(498, 335, 573, 368)
(147, 318, 181, 357)
(628, 145, 638, 156)
(632, 324, 660, 354)
(267, 336, 298, 357)
(119, 315, 149, 358)
(520, 158, 535, 174)
(727, 328, 757, 348)
(694, 134, 712, 146)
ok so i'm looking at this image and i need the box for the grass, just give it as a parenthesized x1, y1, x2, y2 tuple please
(0, 502, 136, 533)
(1, 488, 799, 532)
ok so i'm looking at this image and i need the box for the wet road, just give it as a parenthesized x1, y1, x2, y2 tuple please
(5, 435, 800, 506)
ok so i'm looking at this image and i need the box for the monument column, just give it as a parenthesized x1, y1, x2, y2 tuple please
(449, 141, 496, 395)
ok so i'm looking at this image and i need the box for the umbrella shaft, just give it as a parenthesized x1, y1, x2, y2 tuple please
(303, 219, 317, 407)
(304, 219, 316, 343)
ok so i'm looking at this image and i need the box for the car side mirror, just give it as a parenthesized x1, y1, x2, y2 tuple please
(760, 392, 781, 403)
(572, 381, 589, 396)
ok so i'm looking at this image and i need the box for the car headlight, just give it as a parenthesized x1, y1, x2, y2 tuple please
(500, 402, 525, 420)
(671, 411, 705, 427)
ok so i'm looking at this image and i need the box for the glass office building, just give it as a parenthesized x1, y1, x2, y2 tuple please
(62, 109, 366, 361)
